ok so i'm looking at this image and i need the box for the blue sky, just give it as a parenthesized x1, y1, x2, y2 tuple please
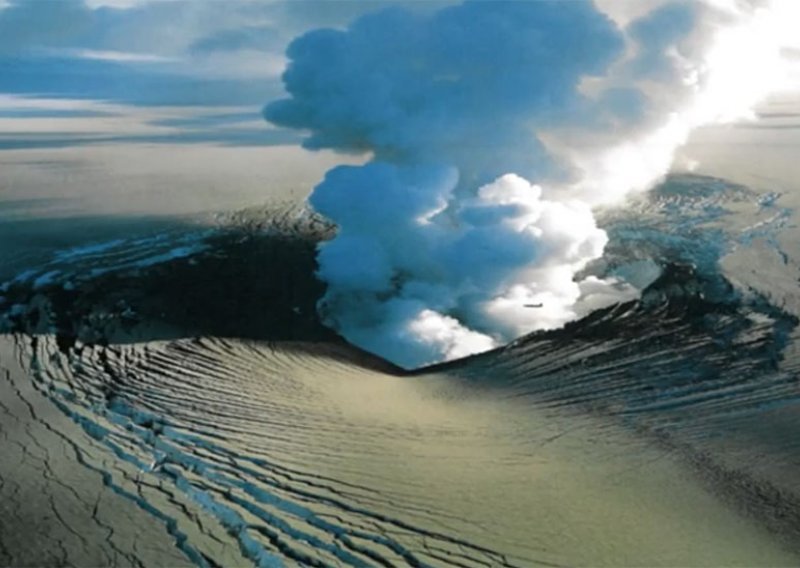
(0, 0, 343, 147)
(1, 0, 796, 160)
(0, 0, 798, 221)
(0, 0, 459, 148)
(0, 0, 416, 217)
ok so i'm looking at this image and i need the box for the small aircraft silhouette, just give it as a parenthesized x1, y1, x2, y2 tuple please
(523, 303, 543, 308)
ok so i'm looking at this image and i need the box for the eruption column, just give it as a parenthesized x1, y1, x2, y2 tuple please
(266, 0, 798, 369)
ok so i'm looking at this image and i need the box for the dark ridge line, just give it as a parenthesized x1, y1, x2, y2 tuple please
(413, 254, 799, 378)
(407, 300, 636, 377)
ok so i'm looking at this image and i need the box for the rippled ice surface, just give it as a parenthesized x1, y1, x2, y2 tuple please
(1, 174, 800, 566)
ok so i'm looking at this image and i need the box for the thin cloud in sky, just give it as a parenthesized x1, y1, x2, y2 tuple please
(84, 0, 150, 8)
(0, 94, 300, 149)
(0, 0, 389, 148)
(0, 0, 307, 147)
(65, 48, 177, 63)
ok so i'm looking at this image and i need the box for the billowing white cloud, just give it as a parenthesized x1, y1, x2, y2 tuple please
(266, 0, 800, 368)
